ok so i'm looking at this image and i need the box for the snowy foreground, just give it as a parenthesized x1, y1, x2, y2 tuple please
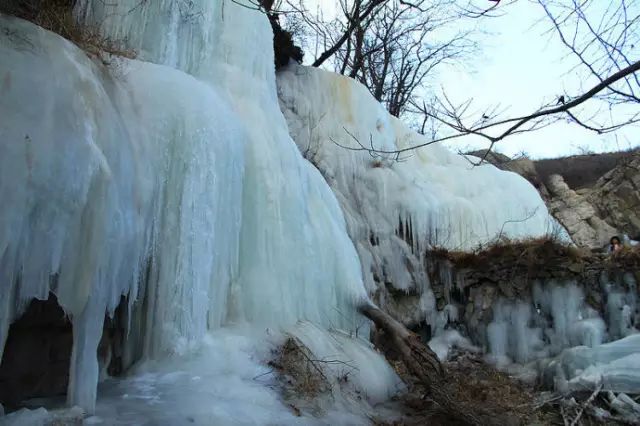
(2, 324, 402, 425)
(0, 0, 638, 424)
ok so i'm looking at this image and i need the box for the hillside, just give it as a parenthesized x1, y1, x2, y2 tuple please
(535, 149, 638, 190)
(471, 149, 640, 248)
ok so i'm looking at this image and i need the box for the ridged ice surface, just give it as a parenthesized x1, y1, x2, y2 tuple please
(546, 334, 640, 393)
(273, 66, 640, 394)
(0, 16, 245, 410)
(0, 0, 374, 419)
(485, 278, 639, 393)
(3, 0, 631, 421)
(277, 65, 560, 296)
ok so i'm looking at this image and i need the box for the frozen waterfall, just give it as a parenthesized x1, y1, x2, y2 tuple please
(0, 0, 593, 423)
(0, 0, 375, 418)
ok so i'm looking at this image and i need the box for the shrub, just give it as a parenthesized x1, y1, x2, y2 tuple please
(266, 12, 303, 69)
(0, 0, 135, 63)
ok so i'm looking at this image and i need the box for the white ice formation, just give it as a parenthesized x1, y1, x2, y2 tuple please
(1, 0, 634, 423)
(1, 1, 373, 419)
(277, 65, 558, 299)
(485, 277, 639, 392)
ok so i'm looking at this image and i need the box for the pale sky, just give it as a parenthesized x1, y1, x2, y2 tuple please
(296, 0, 639, 159)
(436, 1, 639, 159)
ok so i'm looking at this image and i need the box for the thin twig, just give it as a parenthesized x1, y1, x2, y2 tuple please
(570, 383, 603, 426)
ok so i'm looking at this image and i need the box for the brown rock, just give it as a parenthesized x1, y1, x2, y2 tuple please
(567, 262, 584, 273)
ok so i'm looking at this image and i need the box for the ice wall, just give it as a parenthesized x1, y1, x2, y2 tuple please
(74, 0, 369, 329)
(0, 0, 373, 415)
(481, 277, 639, 393)
(277, 65, 558, 311)
(0, 15, 247, 411)
(545, 334, 640, 393)
(486, 283, 607, 365)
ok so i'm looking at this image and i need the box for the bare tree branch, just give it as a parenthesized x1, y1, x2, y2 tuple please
(329, 59, 639, 164)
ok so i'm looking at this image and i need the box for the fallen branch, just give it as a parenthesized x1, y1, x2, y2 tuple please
(561, 404, 570, 426)
(570, 383, 603, 426)
(358, 301, 512, 425)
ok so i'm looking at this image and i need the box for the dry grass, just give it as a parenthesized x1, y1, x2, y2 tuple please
(607, 244, 640, 270)
(376, 352, 551, 426)
(265, 336, 336, 418)
(432, 236, 586, 271)
(0, 0, 135, 63)
(270, 337, 331, 400)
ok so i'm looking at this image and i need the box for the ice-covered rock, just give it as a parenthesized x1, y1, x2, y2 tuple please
(2, 0, 626, 422)
(277, 64, 561, 322)
(0, 407, 48, 426)
(289, 321, 404, 405)
(428, 329, 479, 361)
(544, 334, 640, 393)
(607, 392, 640, 421)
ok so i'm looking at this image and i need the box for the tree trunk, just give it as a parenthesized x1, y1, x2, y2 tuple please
(358, 302, 503, 426)
(359, 302, 443, 381)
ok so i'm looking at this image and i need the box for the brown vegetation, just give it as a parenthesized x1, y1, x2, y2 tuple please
(361, 302, 524, 425)
(608, 244, 640, 269)
(434, 235, 640, 274)
(375, 350, 638, 426)
(268, 244, 640, 425)
(377, 351, 553, 426)
(535, 148, 639, 190)
(270, 336, 331, 400)
(425, 237, 640, 317)
(432, 236, 586, 272)
(271, 317, 531, 425)
(0, 0, 135, 63)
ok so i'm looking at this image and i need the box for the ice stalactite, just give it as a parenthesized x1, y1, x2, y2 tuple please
(486, 282, 609, 365)
(0, 14, 250, 410)
(604, 272, 638, 340)
(74, 0, 370, 330)
(482, 277, 640, 392)
(277, 65, 563, 324)
(1, 0, 376, 416)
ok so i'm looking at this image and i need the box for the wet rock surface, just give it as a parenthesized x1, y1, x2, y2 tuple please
(0, 295, 72, 410)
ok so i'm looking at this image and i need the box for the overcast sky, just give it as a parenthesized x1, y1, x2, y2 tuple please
(298, 0, 639, 159)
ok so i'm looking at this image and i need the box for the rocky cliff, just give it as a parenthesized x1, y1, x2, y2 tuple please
(391, 238, 640, 393)
(474, 150, 640, 248)
(588, 154, 640, 241)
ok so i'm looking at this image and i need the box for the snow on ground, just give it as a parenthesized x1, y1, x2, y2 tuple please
(1, 325, 402, 425)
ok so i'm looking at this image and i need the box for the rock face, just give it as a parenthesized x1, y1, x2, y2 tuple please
(546, 174, 617, 248)
(0, 296, 72, 410)
(588, 154, 640, 241)
(477, 150, 640, 248)
(394, 242, 640, 359)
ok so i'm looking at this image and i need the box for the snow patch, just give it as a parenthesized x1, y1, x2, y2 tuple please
(428, 330, 479, 361)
